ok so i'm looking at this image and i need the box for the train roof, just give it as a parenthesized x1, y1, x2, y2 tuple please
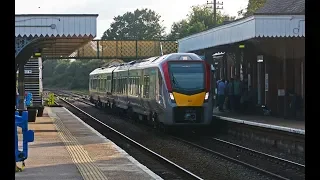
(89, 53, 203, 75)
(89, 66, 117, 76)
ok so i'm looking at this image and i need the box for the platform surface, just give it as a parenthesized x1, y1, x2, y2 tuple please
(213, 108, 305, 134)
(15, 107, 162, 180)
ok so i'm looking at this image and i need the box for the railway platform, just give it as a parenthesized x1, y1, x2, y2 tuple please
(15, 107, 162, 180)
(213, 108, 305, 134)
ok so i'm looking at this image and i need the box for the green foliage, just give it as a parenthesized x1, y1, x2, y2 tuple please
(167, 5, 236, 40)
(43, 59, 111, 90)
(101, 8, 166, 40)
(238, 0, 267, 17)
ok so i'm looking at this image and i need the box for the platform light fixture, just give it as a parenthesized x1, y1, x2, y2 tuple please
(33, 48, 42, 57)
(257, 55, 263, 63)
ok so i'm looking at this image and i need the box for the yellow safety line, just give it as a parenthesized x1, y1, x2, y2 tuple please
(47, 108, 109, 180)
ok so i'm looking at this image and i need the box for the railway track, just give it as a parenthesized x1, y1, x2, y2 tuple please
(52, 91, 304, 180)
(171, 135, 304, 180)
(210, 137, 305, 171)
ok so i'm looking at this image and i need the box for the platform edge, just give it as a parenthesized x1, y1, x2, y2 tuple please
(62, 107, 163, 180)
(213, 115, 305, 135)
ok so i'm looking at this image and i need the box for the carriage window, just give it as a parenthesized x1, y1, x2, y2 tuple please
(149, 70, 156, 98)
(144, 75, 150, 98)
(130, 77, 134, 95)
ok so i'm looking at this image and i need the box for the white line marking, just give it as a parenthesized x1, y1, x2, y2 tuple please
(213, 115, 305, 135)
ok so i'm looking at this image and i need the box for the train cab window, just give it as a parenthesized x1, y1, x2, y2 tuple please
(168, 62, 205, 93)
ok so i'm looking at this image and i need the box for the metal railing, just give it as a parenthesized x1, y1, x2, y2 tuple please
(44, 40, 178, 60)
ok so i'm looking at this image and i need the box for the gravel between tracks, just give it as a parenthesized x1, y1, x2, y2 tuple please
(62, 99, 276, 180)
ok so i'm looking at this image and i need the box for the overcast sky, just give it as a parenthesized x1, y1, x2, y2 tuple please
(15, 0, 248, 39)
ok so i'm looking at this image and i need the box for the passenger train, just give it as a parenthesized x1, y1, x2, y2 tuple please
(89, 53, 213, 130)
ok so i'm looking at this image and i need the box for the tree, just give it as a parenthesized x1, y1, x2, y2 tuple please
(238, 0, 267, 17)
(166, 20, 190, 40)
(43, 59, 113, 90)
(167, 5, 236, 40)
(101, 8, 165, 40)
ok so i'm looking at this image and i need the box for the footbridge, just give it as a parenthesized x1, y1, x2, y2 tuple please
(44, 40, 178, 61)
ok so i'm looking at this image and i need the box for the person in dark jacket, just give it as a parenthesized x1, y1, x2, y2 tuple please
(226, 78, 235, 111)
(217, 79, 226, 112)
(233, 76, 241, 112)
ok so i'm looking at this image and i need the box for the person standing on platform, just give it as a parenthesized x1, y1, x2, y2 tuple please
(227, 78, 235, 111)
(233, 76, 241, 112)
(217, 78, 226, 112)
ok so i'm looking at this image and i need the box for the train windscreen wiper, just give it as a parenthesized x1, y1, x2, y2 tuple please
(171, 73, 179, 88)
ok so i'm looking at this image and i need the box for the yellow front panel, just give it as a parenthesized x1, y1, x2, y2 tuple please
(173, 92, 205, 107)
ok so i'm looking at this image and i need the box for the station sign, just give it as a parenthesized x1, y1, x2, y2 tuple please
(24, 70, 32, 74)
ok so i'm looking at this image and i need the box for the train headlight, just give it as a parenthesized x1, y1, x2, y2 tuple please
(204, 92, 209, 101)
(169, 93, 175, 101)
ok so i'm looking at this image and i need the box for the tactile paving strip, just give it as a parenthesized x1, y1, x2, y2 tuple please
(47, 108, 109, 180)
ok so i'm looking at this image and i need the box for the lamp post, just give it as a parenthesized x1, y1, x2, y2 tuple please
(257, 55, 263, 105)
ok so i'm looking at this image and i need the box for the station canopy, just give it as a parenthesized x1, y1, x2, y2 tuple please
(177, 0, 305, 53)
(15, 14, 98, 67)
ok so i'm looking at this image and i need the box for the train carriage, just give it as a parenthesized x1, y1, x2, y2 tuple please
(89, 53, 213, 130)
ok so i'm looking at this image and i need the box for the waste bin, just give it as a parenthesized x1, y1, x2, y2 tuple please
(26, 107, 37, 122)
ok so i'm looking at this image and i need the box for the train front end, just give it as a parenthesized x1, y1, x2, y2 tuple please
(161, 58, 213, 127)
